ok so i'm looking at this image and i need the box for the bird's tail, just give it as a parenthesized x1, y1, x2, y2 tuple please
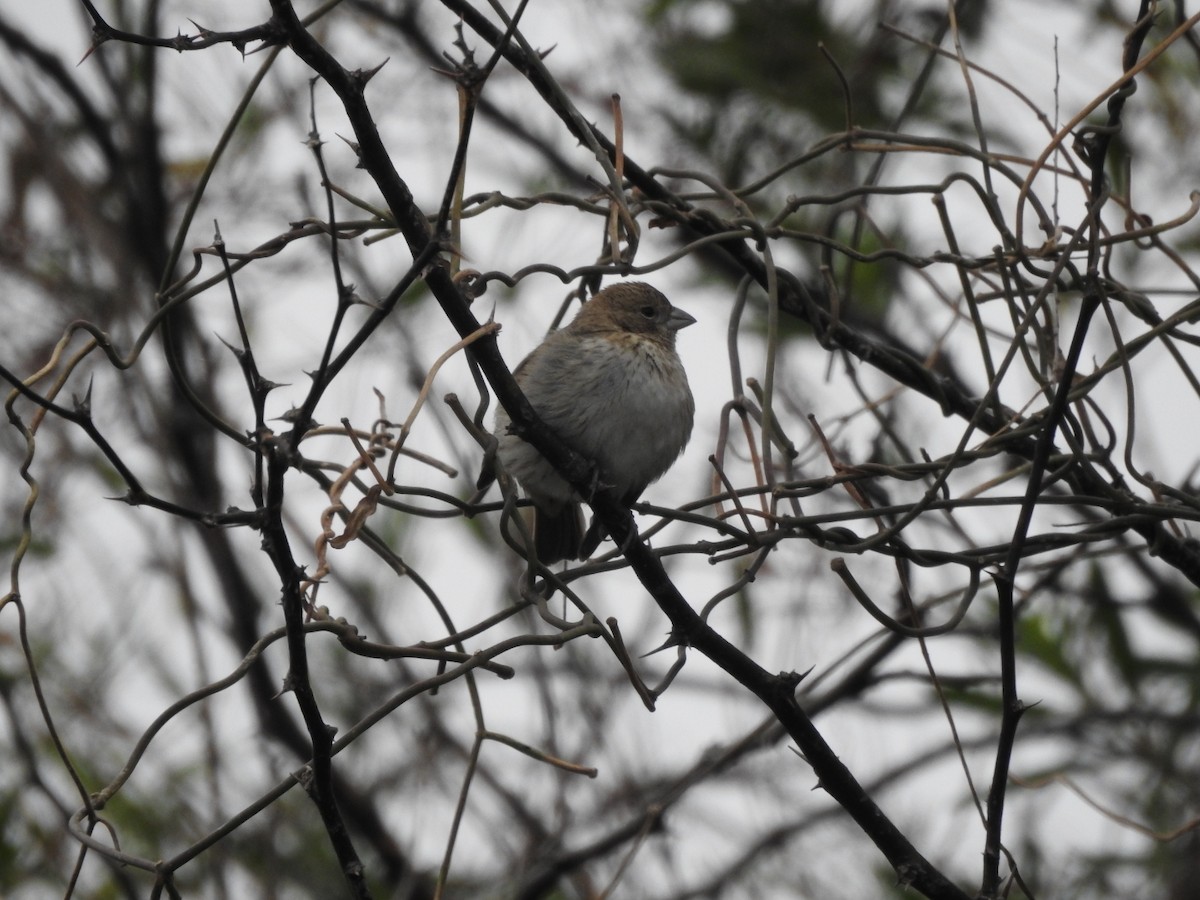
(534, 502, 584, 564)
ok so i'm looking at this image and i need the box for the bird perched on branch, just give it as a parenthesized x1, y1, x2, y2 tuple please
(489, 282, 695, 563)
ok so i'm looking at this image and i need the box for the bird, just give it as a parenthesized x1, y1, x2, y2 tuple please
(489, 281, 695, 563)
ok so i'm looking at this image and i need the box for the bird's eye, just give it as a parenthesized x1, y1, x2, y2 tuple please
(639, 305, 657, 319)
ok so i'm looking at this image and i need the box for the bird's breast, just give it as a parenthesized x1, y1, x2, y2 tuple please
(560, 335, 694, 496)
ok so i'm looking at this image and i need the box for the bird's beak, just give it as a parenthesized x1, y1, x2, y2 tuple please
(667, 307, 697, 332)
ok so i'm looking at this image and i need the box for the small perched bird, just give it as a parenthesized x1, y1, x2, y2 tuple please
(490, 282, 695, 563)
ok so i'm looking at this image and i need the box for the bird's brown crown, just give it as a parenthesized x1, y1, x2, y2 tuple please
(567, 282, 693, 342)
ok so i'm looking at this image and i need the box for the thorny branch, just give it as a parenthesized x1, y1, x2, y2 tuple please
(3, 1, 1200, 898)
